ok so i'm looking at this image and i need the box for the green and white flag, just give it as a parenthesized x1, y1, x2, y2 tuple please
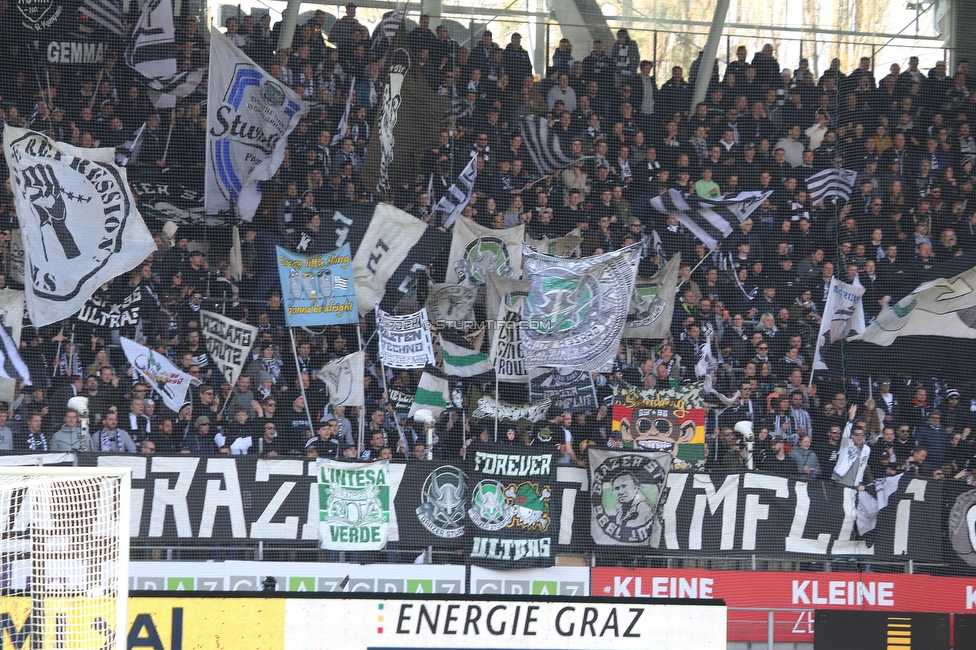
(317, 459, 392, 550)
(439, 338, 492, 377)
(408, 372, 451, 418)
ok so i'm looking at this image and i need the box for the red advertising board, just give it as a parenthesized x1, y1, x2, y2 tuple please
(591, 568, 976, 643)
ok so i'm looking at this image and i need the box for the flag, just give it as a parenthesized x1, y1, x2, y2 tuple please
(439, 337, 492, 377)
(623, 253, 681, 339)
(529, 367, 598, 413)
(120, 337, 193, 412)
(146, 69, 206, 110)
(125, 0, 176, 81)
(199, 310, 258, 387)
(432, 156, 478, 229)
(351, 203, 428, 314)
(520, 116, 588, 177)
(0, 291, 26, 349)
(79, 0, 124, 35)
(371, 10, 404, 50)
(812, 276, 867, 370)
(0, 309, 31, 402)
(408, 372, 451, 419)
(206, 25, 308, 221)
(649, 189, 772, 250)
(115, 122, 145, 167)
(317, 351, 366, 407)
(806, 167, 858, 205)
(276, 244, 357, 327)
(361, 26, 449, 199)
(376, 307, 436, 369)
(3, 127, 156, 328)
(522, 244, 641, 371)
(525, 232, 583, 258)
(853, 265, 976, 346)
(588, 449, 673, 546)
(425, 282, 477, 328)
(331, 77, 356, 145)
(229, 225, 243, 282)
(445, 217, 524, 287)
(485, 273, 530, 383)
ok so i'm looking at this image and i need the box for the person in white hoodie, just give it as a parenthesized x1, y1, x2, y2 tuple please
(832, 405, 871, 488)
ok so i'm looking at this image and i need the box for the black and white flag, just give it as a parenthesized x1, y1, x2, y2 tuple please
(125, 0, 176, 81)
(0, 295, 30, 402)
(199, 310, 258, 387)
(316, 351, 366, 407)
(331, 76, 356, 145)
(79, 0, 124, 36)
(520, 116, 586, 177)
(371, 10, 404, 50)
(432, 156, 478, 229)
(146, 69, 205, 110)
(649, 189, 771, 250)
(3, 127, 156, 327)
(806, 167, 858, 205)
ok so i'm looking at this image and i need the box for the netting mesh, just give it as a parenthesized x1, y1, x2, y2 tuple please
(0, 472, 127, 650)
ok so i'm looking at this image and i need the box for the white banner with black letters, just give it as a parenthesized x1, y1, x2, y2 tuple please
(376, 307, 435, 369)
(199, 310, 258, 387)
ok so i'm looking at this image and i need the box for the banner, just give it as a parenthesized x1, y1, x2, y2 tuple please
(465, 446, 558, 569)
(523, 244, 641, 371)
(128, 561, 466, 593)
(129, 180, 209, 227)
(588, 449, 673, 546)
(396, 462, 470, 548)
(854, 264, 976, 347)
(623, 254, 681, 339)
(120, 337, 193, 412)
(470, 396, 551, 422)
(206, 26, 307, 220)
(611, 380, 705, 461)
(199, 310, 259, 387)
(352, 204, 429, 314)
(75, 286, 143, 330)
(813, 276, 866, 370)
(468, 566, 590, 596)
(486, 273, 530, 384)
(445, 217, 524, 288)
(528, 367, 598, 413)
(317, 459, 393, 550)
(593, 568, 976, 643)
(316, 351, 366, 407)
(276, 244, 357, 326)
(524, 232, 583, 258)
(376, 307, 435, 369)
(3, 126, 157, 327)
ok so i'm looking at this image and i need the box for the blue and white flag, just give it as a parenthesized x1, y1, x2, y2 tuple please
(206, 26, 308, 221)
(276, 244, 357, 327)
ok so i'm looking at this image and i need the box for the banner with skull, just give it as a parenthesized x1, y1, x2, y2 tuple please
(611, 379, 706, 465)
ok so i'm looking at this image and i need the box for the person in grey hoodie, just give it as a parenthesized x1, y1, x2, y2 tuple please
(50, 408, 91, 452)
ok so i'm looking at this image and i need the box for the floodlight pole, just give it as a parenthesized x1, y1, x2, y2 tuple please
(276, 0, 302, 52)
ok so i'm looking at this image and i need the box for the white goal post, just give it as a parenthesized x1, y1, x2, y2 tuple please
(0, 466, 130, 650)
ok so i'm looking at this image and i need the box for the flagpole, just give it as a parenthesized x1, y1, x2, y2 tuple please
(288, 328, 317, 442)
(675, 252, 708, 292)
(357, 323, 365, 455)
(379, 358, 409, 458)
(493, 371, 499, 442)
(161, 108, 176, 163)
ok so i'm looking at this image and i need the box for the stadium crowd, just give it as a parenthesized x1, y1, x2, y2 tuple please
(0, 3, 973, 490)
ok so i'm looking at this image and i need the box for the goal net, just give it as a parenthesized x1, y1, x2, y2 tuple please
(0, 467, 130, 650)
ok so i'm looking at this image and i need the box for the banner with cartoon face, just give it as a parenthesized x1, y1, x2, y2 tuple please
(276, 244, 357, 327)
(588, 449, 673, 546)
(445, 217, 523, 288)
(611, 380, 706, 466)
